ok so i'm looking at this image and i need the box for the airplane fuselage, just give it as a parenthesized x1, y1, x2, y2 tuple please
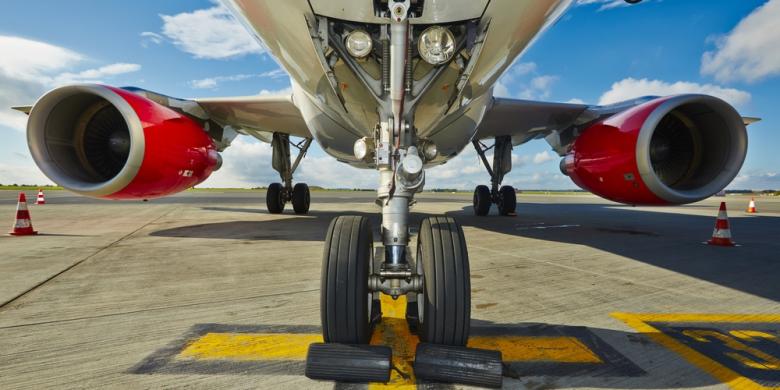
(224, 0, 573, 166)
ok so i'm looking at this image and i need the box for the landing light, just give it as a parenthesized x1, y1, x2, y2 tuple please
(354, 137, 375, 162)
(421, 140, 438, 161)
(418, 26, 455, 65)
(345, 30, 373, 59)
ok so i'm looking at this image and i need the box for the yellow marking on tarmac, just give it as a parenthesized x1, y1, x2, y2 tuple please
(613, 312, 780, 390)
(368, 294, 419, 389)
(179, 333, 322, 361)
(175, 295, 605, 388)
(468, 336, 602, 363)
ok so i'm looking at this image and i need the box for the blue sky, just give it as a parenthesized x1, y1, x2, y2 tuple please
(1, 0, 778, 190)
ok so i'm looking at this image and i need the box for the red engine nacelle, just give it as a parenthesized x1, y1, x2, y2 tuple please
(564, 95, 748, 205)
(27, 84, 220, 199)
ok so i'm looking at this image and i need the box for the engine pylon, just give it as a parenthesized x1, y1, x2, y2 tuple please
(9, 192, 38, 236)
(746, 198, 757, 213)
(707, 202, 735, 247)
(36, 189, 46, 205)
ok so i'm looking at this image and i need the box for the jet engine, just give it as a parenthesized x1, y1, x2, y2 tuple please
(564, 95, 747, 205)
(27, 84, 220, 199)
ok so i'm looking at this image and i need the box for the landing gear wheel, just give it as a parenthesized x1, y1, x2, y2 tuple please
(473, 185, 491, 216)
(292, 183, 310, 214)
(266, 182, 285, 214)
(415, 216, 471, 346)
(497, 185, 517, 216)
(321, 216, 379, 343)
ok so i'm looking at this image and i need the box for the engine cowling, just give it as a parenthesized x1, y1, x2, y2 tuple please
(27, 84, 219, 199)
(564, 95, 747, 205)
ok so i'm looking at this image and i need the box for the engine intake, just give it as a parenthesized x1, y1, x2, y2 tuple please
(565, 95, 747, 205)
(27, 84, 219, 199)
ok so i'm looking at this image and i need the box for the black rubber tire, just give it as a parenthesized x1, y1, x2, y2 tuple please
(266, 183, 285, 214)
(292, 183, 310, 214)
(473, 185, 491, 216)
(497, 185, 517, 216)
(321, 216, 377, 344)
(415, 216, 471, 346)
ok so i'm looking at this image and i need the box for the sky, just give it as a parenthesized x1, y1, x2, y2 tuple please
(1, 0, 778, 190)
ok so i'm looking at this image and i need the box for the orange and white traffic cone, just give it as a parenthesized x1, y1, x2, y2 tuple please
(9, 192, 37, 236)
(35, 189, 46, 205)
(707, 202, 735, 247)
(746, 198, 757, 213)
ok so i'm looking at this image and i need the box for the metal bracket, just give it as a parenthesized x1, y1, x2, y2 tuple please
(369, 262, 423, 299)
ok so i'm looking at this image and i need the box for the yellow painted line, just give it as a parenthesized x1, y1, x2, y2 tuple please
(468, 336, 602, 363)
(612, 312, 780, 390)
(368, 294, 419, 389)
(179, 333, 322, 361)
(176, 294, 605, 389)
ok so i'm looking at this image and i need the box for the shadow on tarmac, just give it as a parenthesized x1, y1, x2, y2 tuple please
(152, 202, 780, 303)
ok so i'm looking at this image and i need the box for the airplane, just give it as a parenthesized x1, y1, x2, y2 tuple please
(14, 0, 753, 348)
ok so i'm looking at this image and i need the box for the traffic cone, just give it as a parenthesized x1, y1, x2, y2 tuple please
(746, 198, 757, 213)
(9, 192, 37, 236)
(36, 189, 46, 205)
(707, 202, 735, 247)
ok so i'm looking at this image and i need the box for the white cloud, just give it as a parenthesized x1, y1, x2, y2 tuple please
(0, 35, 142, 133)
(494, 61, 559, 100)
(598, 78, 751, 108)
(518, 75, 559, 100)
(190, 74, 253, 89)
(532, 151, 556, 165)
(701, 0, 780, 83)
(729, 171, 780, 190)
(159, 1, 263, 60)
(140, 31, 163, 47)
(53, 63, 141, 84)
(510, 62, 537, 77)
(258, 86, 293, 96)
(0, 162, 52, 186)
(493, 80, 511, 98)
(0, 36, 83, 83)
(190, 69, 287, 90)
(201, 137, 275, 187)
(566, 98, 586, 104)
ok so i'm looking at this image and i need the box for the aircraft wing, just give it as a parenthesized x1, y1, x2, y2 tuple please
(195, 95, 311, 140)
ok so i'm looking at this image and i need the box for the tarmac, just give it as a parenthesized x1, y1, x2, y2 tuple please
(1, 190, 779, 389)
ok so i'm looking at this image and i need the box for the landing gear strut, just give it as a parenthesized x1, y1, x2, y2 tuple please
(472, 136, 517, 216)
(266, 133, 312, 214)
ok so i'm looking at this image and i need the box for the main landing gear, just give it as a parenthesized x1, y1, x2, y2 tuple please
(265, 133, 313, 214)
(472, 136, 517, 216)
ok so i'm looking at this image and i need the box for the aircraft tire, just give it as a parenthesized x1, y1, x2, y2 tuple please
(292, 183, 310, 214)
(473, 185, 491, 216)
(320, 216, 376, 343)
(266, 182, 285, 214)
(414, 216, 471, 346)
(497, 185, 517, 216)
